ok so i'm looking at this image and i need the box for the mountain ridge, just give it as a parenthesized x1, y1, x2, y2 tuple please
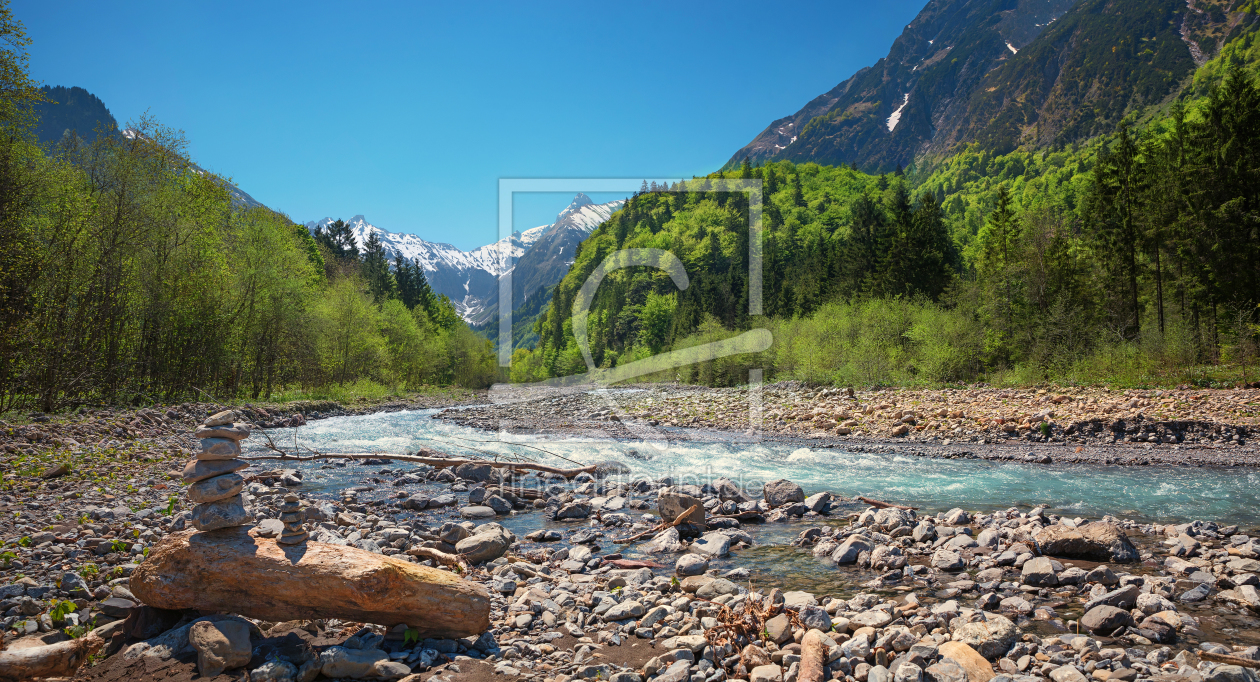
(305, 193, 624, 325)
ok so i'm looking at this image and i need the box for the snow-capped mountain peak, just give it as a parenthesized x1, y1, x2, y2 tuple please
(305, 193, 625, 323)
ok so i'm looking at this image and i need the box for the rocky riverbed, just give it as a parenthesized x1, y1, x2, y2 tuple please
(439, 383, 1260, 467)
(0, 398, 1258, 682)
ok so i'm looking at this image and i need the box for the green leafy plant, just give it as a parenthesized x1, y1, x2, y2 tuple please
(404, 626, 420, 646)
(165, 495, 177, 516)
(80, 563, 99, 578)
(17, 537, 30, 548)
(49, 599, 75, 622)
(64, 624, 88, 639)
(109, 539, 129, 553)
(0, 551, 15, 566)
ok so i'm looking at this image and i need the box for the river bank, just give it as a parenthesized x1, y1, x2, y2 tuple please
(0, 396, 1258, 682)
(439, 383, 1260, 468)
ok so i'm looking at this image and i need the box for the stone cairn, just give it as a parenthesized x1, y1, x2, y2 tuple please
(277, 493, 308, 545)
(184, 410, 253, 531)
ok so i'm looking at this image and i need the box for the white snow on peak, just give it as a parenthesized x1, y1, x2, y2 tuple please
(305, 194, 625, 322)
(886, 93, 910, 132)
(928, 39, 934, 45)
(1006, 42, 1019, 54)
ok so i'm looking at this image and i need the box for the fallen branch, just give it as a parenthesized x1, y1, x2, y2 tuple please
(405, 546, 472, 573)
(616, 504, 702, 544)
(238, 452, 597, 479)
(603, 559, 664, 569)
(0, 630, 103, 681)
(1200, 652, 1260, 670)
(710, 511, 764, 521)
(858, 496, 918, 511)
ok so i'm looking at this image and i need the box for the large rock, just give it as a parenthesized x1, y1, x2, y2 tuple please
(1021, 557, 1058, 586)
(1033, 523, 1139, 563)
(712, 477, 751, 503)
(455, 526, 513, 564)
(949, 614, 1017, 660)
(191, 495, 251, 531)
(692, 532, 732, 557)
(187, 473, 244, 504)
(130, 528, 490, 636)
(763, 479, 805, 507)
(932, 549, 965, 571)
(675, 554, 709, 576)
(658, 487, 705, 525)
(1079, 605, 1132, 635)
(320, 646, 391, 678)
(188, 620, 252, 677)
(832, 536, 874, 564)
(453, 463, 493, 482)
(642, 527, 683, 554)
(938, 641, 995, 682)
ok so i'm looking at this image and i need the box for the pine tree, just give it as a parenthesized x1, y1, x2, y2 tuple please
(362, 230, 395, 303)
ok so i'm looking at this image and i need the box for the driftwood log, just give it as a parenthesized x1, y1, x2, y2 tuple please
(239, 452, 596, 479)
(1200, 652, 1260, 669)
(131, 528, 490, 637)
(405, 546, 471, 573)
(858, 496, 918, 511)
(0, 631, 104, 681)
(616, 504, 702, 544)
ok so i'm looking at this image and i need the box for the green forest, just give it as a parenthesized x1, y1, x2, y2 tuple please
(0, 10, 494, 412)
(514, 38, 1260, 389)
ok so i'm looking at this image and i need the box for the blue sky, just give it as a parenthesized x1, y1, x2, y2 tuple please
(20, 1, 923, 250)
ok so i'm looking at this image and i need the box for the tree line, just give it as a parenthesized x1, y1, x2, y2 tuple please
(0, 8, 494, 411)
(516, 64, 1260, 388)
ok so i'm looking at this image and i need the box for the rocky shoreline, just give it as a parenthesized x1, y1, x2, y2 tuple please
(0, 397, 1257, 682)
(439, 384, 1260, 468)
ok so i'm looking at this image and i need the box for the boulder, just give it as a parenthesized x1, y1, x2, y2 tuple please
(949, 615, 1017, 660)
(658, 488, 705, 525)
(1021, 557, 1058, 586)
(188, 620, 251, 677)
(675, 554, 709, 576)
(453, 463, 493, 483)
(937, 641, 995, 682)
(459, 506, 496, 519)
(130, 528, 490, 637)
(763, 479, 805, 507)
(832, 536, 874, 565)
(555, 502, 592, 520)
(765, 613, 793, 644)
(187, 473, 245, 504)
(1033, 523, 1139, 563)
(713, 477, 751, 503)
(751, 664, 783, 682)
(191, 495, 251, 531)
(643, 527, 683, 554)
(1079, 605, 1132, 635)
(455, 527, 512, 564)
(932, 549, 965, 571)
(803, 492, 834, 513)
(692, 532, 732, 557)
(320, 646, 388, 678)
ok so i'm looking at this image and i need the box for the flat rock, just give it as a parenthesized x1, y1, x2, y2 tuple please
(193, 422, 250, 440)
(131, 528, 490, 636)
(675, 553, 709, 576)
(1034, 523, 1139, 563)
(459, 506, 496, 519)
(197, 437, 243, 460)
(182, 458, 249, 484)
(187, 473, 245, 504)
(191, 495, 251, 531)
(1080, 605, 1132, 635)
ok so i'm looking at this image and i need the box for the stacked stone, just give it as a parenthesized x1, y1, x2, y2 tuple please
(184, 410, 253, 531)
(277, 494, 308, 545)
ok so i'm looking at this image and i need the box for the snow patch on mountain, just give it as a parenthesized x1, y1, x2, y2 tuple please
(886, 94, 910, 132)
(305, 193, 624, 322)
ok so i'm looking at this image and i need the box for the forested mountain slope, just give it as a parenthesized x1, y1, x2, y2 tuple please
(727, 0, 1255, 173)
